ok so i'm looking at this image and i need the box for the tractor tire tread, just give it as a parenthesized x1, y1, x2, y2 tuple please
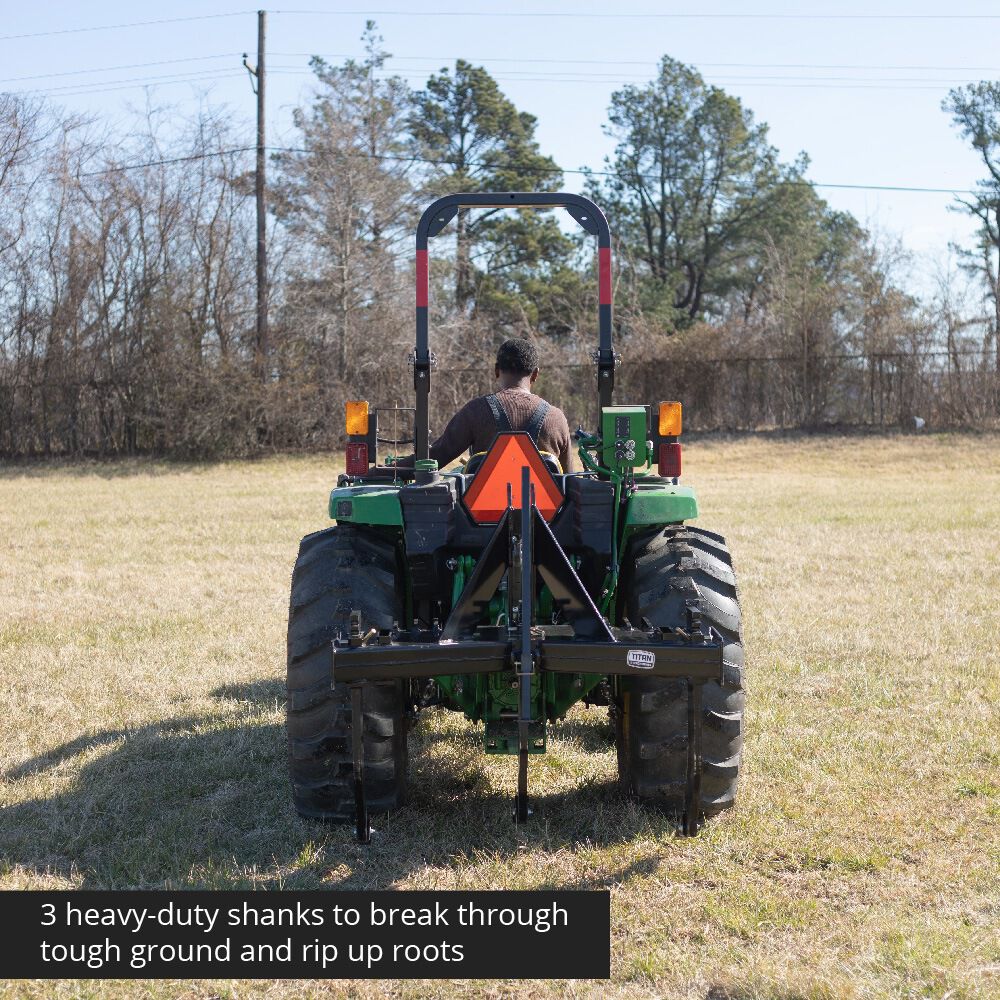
(286, 524, 407, 822)
(616, 524, 744, 819)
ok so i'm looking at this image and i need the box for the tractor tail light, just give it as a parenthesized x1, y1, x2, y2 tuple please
(345, 400, 369, 436)
(658, 401, 682, 437)
(658, 442, 682, 478)
(346, 442, 369, 476)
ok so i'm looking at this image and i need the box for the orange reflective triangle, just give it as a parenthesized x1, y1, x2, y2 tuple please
(463, 432, 564, 523)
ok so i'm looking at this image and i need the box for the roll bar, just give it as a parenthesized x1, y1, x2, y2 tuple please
(413, 192, 615, 460)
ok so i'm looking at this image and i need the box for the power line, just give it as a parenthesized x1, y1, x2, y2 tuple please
(15, 65, 979, 101)
(19, 70, 246, 100)
(313, 65, 985, 83)
(273, 53, 1000, 73)
(0, 12, 254, 43)
(798, 182, 977, 194)
(18, 68, 245, 96)
(19, 5, 995, 49)
(80, 146, 257, 177)
(79, 147, 255, 177)
(8, 51, 991, 101)
(273, 7, 1000, 19)
(694, 62, 1000, 72)
(0, 54, 240, 86)
(359, 68, 981, 86)
(8, 53, 987, 94)
(261, 65, 974, 92)
(16, 50, 1000, 81)
(74, 143, 981, 196)
(268, 67, 975, 92)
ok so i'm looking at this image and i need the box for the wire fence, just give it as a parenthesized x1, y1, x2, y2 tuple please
(2, 345, 997, 460)
(432, 348, 1000, 435)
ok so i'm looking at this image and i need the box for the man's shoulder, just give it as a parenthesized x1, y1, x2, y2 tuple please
(455, 395, 492, 415)
(496, 389, 565, 411)
(517, 392, 569, 430)
(476, 390, 569, 432)
(539, 398, 570, 429)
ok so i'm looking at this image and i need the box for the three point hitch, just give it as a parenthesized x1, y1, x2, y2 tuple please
(334, 467, 723, 843)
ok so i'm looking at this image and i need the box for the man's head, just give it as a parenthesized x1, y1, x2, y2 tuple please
(495, 338, 539, 388)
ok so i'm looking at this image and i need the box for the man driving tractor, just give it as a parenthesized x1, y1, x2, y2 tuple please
(402, 338, 573, 473)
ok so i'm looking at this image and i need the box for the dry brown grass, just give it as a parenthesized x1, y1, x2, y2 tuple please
(1, 434, 998, 999)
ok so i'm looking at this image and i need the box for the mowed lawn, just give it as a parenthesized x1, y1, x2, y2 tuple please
(1, 434, 998, 999)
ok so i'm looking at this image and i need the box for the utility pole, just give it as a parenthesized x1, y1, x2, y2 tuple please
(243, 10, 268, 382)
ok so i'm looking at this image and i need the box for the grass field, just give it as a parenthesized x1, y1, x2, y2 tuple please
(1, 434, 998, 999)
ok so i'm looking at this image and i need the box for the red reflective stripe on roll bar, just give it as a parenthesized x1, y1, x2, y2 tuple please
(416, 249, 428, 308)
(599, 246, 612, 305)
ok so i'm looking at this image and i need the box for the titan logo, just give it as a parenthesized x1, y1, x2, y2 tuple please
(626, 649, 655, 669)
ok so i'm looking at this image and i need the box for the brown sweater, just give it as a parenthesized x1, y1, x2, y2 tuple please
(429, 389, 574, 472)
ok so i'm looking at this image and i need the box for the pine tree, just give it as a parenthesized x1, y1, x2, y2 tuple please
(410, 60, 572, 319)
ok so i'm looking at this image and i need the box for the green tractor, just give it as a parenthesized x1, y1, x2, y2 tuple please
(287, 193, 744, 840)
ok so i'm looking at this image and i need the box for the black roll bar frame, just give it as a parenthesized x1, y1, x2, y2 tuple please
(412, 192, 616, 459)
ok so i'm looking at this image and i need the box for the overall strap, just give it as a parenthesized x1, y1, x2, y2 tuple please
(485, 393, 512, 432)
(524, 400, 550, 444)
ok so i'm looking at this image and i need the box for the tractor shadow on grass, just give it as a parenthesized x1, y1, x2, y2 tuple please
(0, 682, 686, 890)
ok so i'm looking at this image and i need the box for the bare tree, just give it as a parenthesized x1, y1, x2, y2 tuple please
(943, 84, 1000, 398)
(272, 23, 415, 386)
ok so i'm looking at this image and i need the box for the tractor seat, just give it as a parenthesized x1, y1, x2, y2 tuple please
(464, 450, 563, 478)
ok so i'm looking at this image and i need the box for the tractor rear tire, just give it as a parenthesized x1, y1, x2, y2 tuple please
(286, 524, 408, 822)
(615, 525, 744, 818)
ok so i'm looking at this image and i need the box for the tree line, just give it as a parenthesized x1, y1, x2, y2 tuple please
(1, 22, 998, 459)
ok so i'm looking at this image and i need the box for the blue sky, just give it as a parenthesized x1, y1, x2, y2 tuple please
(3, 1, 996, 289)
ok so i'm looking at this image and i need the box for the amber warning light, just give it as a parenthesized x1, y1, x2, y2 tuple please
(344, 400, 371, 476)
(345, 400, 369, 436)
(463, 433, 564, 524)
(658, 401, 682, 437)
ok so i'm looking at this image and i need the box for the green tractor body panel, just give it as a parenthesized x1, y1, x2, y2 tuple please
(326, 469, 698, 754)
(330, 479, 696, 533)
(600, 405, 648, 470)
(622, 484, 698, 529)
(329, 485, 404, 526)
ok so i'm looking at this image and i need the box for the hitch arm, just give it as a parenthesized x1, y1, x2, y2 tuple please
(351, 683, 370, 844)
(515, 467, 534, 824)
